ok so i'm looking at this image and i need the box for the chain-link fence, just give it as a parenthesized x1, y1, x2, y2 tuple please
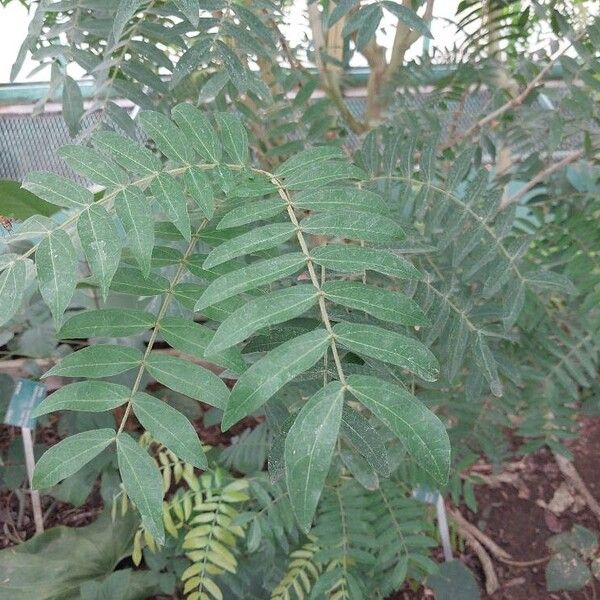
(0, 85, 584, 182)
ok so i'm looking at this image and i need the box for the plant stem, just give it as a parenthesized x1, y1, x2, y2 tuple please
(116, 221, 207, 435)
(442, 33, 583, 149)
(500, 150, 583, 208)
(266, 173, 348, 386)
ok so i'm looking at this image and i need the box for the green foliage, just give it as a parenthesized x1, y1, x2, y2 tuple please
(0, 179, 58, 220)
(428, 560, 480, 600)
(545, 525, 600, 592)
(123, 440, 250, 600)
(3, 1, 600, 598)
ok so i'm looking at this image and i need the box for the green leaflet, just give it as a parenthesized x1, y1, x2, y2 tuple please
(243, 318, 321, 353)
(0, 259, 27, 327)
(293, 187, 389, 215)
(302, 211, 404, 242)
(58, 309, 155, 339)
(113, 0, 144, 40)
(206, 72, 237, 103)
(275, 147, 346, 179)
(198, 225, 256, 249)
(62, 75, 83, 137)
(184, 166, 215, 219)
(58, 145, 129, 188)
(0, 254, 18, 270)
(526, 270, 577, 295)
(502, 279, 525, 330)
(185, 253, 245, 281)
(122, 61, 168, 94)
(132, 392, 207, 469)
(283, 162, 366, 190)
(117, 432, 165, 543)
(139, 110, 195, 165)
(172, 103, 222, 163)
(33, 381, 131, 416)
(0, 180, 57, 220)
(22, 172, 93, 210)
(222, 328, 331, 430)
(214, 112, 249, 165)
(381, 1, 431, 37)
(173, 282, 205, 309)
(349, 4, 382, 50)
(340, 449, 379, 490)
(429, 561, 480, 600)
(216, 40, 247, 92)
(115, 187, 155, 276)
(33, 429, 115, 489)
(36, 229, 78, 328)
(177, 284, 245, 321)
(171, 39, 212, 88)
(216, 198, 285, 230)
(93, 131, 162, 176)
(194, 253, 307, 311)
(106, 101, 138, 138)
(144, 352, 230, 410)
(322, 281, 429, 326)
(44, 345, 143, 378)
(341, 405, 391, 476)
(77, 204, 122, 300)
(9, 216, 55, 241)
(173, 0, 200, 25)
(228, 172, 277, 199)
(110, 266, 169, 296)
(149, 173, 191, 241)
(333, 322, 439, 381)
(144, 246, 184, 268)
(202, 222, 297, 269)
(474, 333, 503, 397)
(208, 285, 319, 353)
(285, 381, 344, 533)
(159, 315, 247, 374)
(446, 317, 470, 382)
(347, 375, 450, 485)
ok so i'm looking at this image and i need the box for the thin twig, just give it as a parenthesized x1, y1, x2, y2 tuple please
(443, 33, 583, 150)
(500, 150, 583, 208)
(554, 451, 600, 526)
(448, 507, 512, 560)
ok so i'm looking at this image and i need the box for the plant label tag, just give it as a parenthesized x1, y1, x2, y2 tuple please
(413, 486, 453, 561)
(412, 485, 440, 505)
(4, 378, 46, 429)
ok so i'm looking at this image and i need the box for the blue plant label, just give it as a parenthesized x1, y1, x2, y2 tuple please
(4, 378, 46, 429)
(412, 485, 440, 505)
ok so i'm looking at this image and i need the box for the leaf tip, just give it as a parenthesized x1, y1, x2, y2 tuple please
(221, 411, 237, 432)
